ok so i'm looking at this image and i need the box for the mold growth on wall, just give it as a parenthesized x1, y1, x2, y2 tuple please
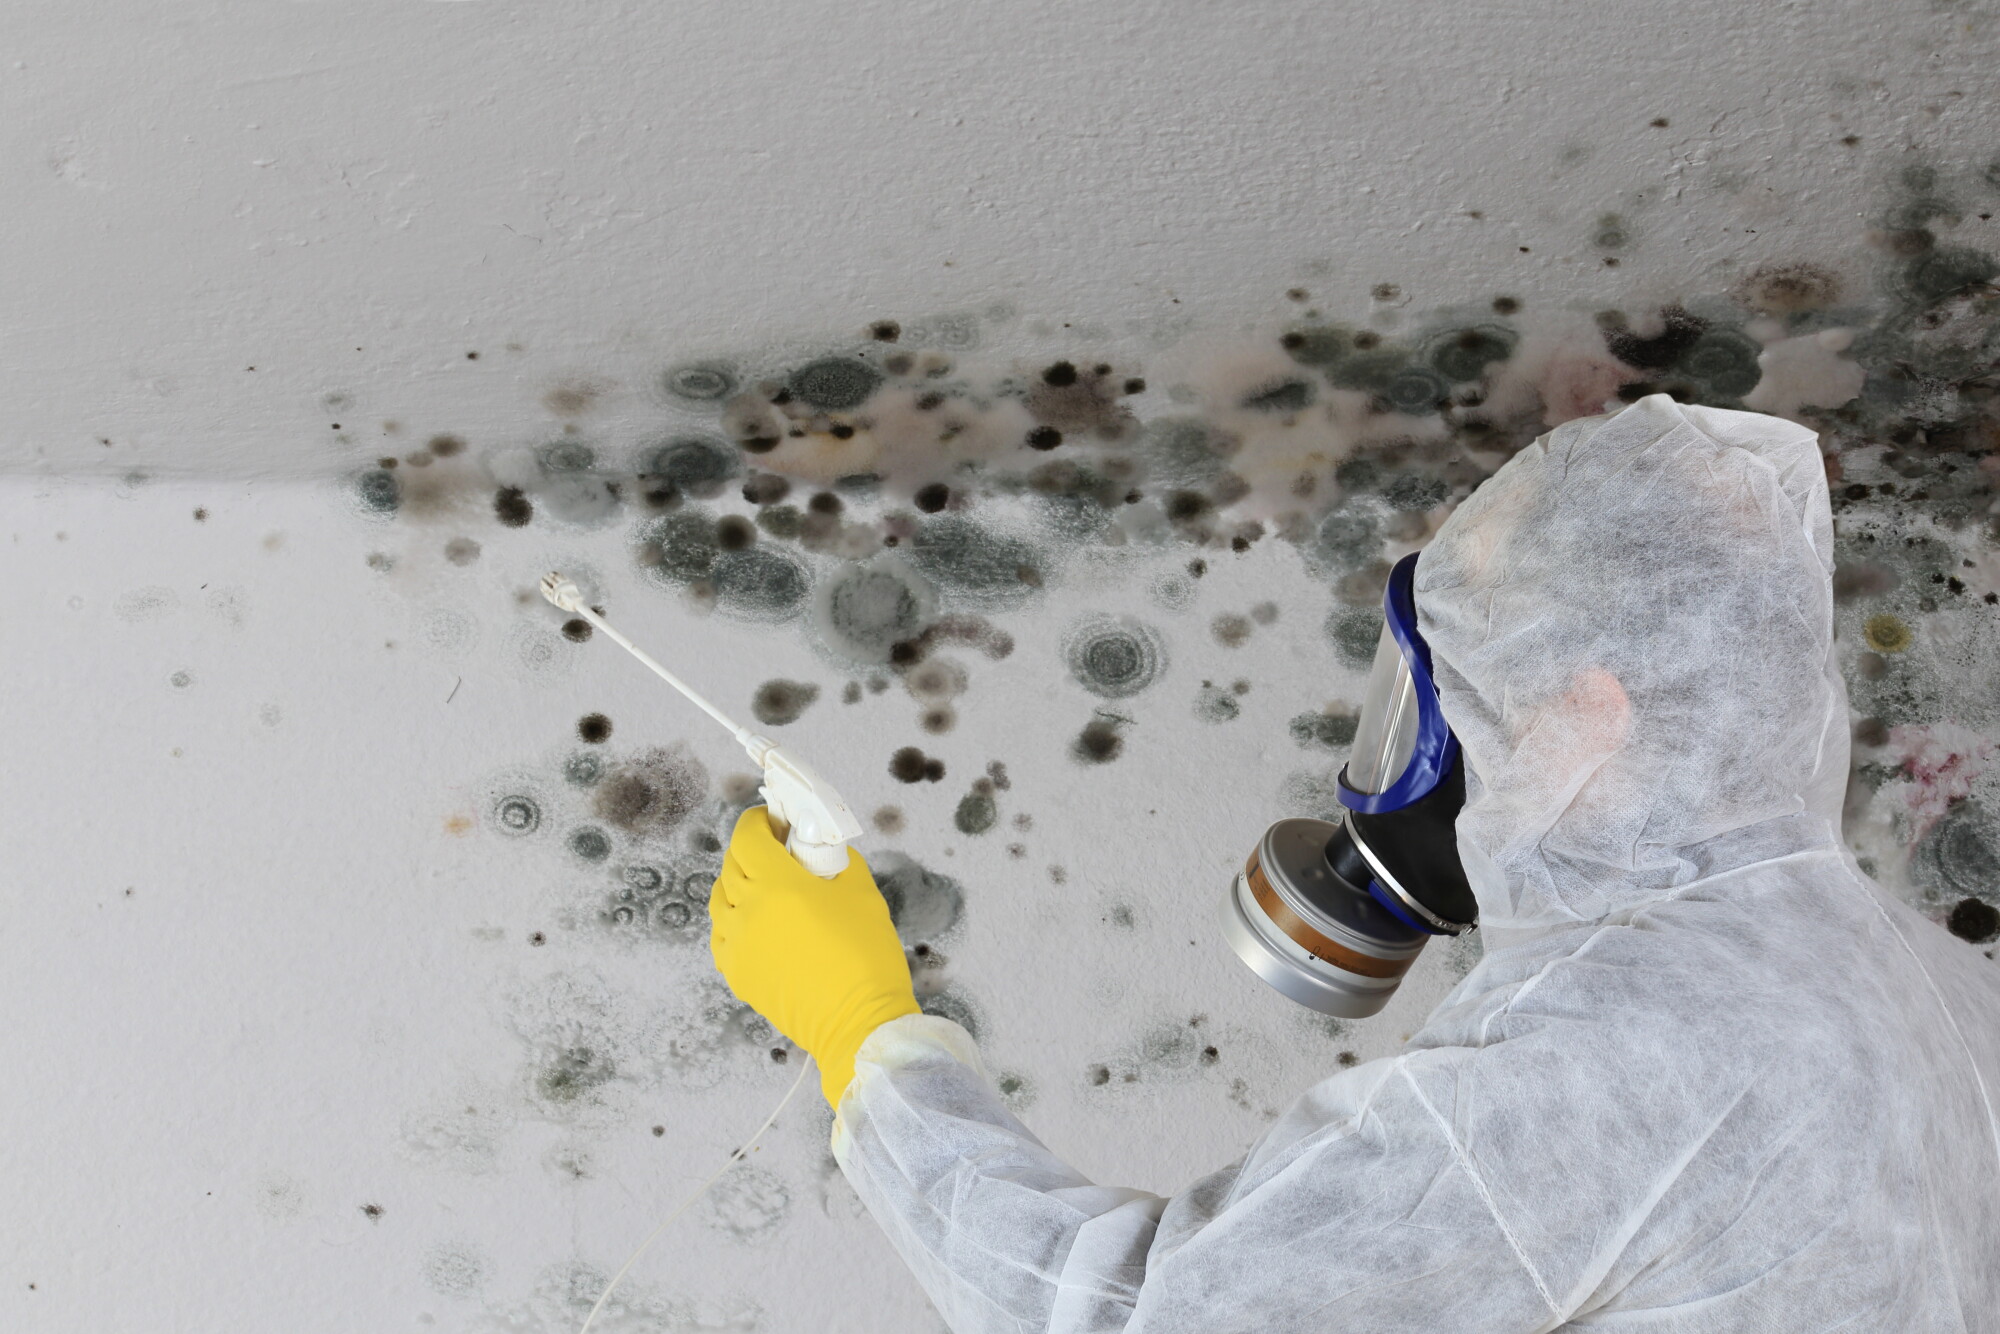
(348, 169, 2000, 1308)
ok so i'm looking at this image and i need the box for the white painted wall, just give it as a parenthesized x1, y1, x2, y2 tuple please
(6, 4, 2000, 1333)
(8, 0, 1997, 478)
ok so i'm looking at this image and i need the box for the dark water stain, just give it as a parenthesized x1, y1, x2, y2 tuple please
(444, 536, 481, 565)
(577, 713, 613, 744)
(1064, 616, 1167, 699)
(751, 679, 820, 726)
(592, 746, 709, 838)
(872, 806, 905, 834)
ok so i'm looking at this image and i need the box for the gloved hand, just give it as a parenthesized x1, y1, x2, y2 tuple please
(709, 807, 921, 1107)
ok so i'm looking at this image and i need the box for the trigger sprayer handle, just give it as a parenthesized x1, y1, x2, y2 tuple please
(759, 793, 853, 878)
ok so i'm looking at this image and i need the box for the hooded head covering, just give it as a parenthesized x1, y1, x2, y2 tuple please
(1416, 394, 1849, 935)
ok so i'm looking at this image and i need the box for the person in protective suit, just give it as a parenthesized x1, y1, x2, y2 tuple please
(709, 394, 2000, 1331)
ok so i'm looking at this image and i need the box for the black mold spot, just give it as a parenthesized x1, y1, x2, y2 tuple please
(742, 473, 791, 506)
(954, 790, 997, 835)
(914, 483, 950, 513)
(640, 434, 740, 497)
(808, 491, 843, 515)
(870, 320, 902, 342)
(1280, 325, 1352, 366)
(1088, 1064, 1111, 1086)
(789, 357, 883, 410)
(567, 827, 612, 862)
(873, 852, 964, 943)
(1072, 715, 1126, 764)
(561, 618, 593, 643)
(1428, 325, 1516, 382)
(751, 679, 820, 726)
(494, 487, 533, 527)
(1902, 246, 2000, 307)
(1383, 474, 1449, 511)
(1291, 710, 1360, 748)
(429, 434, 466, 458)
(1492, 296, 1521, 315)
(537, 1046, 615, 1103)
(1211, 613, 1252, 648)
(917, 986, 981, 1039)
(578, 713, 613, 744)
(906, 516, 1043, 604)
(1241, 377, 1315, 413)
(663, 362, 739, 403)
(888, 746, 945, 783)
(1063, 616, 1167, 699)
(1327, 606, 1381, 667)
(356, 469, 400, 513)
(818, 559, 936, 663)
(494, 795, 542, 835)
(1677, 329, 1763, 398)
(715, 515, 756, 551)
(756, 504, 803, 538)
(593, 746, 709, 838)
(1733, 262, 1840, 313)
(1042, 361, 1078, 387)
(1603, 306, 1705, 371)
(1026, 426, 1063, 450)
(1948, 897, 1999, 943)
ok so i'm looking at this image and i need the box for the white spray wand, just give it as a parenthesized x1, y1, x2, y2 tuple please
(539, 573, 862, 877)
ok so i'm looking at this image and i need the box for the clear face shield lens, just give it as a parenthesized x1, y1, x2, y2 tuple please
(1222, 553, 1477, 1018)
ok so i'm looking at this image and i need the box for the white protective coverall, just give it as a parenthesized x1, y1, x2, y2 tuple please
(830, 394, 2000, 1332)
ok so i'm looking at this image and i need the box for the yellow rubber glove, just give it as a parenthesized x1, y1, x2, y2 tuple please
(709, 807, 921, 1107)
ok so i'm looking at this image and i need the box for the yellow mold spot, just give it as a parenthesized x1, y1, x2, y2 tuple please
(1863, 613, 1913, 654)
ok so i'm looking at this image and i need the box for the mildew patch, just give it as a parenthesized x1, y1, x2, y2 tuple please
(873, 851, 964, 945)
(750, 679, 820, 725)
(592, 745, 709, 839)
(1063, 615, 1167, 699)
(705, 1165, 793, 1245)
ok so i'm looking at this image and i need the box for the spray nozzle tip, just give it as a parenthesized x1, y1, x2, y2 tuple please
(539, 572, 585, 612)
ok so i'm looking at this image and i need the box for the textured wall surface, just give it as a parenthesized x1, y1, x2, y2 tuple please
(6, 3, 2000, 1331)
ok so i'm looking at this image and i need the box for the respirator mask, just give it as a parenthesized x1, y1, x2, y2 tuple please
(1222, 552, 1477, 1016)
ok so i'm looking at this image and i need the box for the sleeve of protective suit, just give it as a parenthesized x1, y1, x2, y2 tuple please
(833, 397, 2000, 1332)
(831, 1015, 1562, 1334)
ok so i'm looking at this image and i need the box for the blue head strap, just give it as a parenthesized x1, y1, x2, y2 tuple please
(1335, 552, 1459, 815)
